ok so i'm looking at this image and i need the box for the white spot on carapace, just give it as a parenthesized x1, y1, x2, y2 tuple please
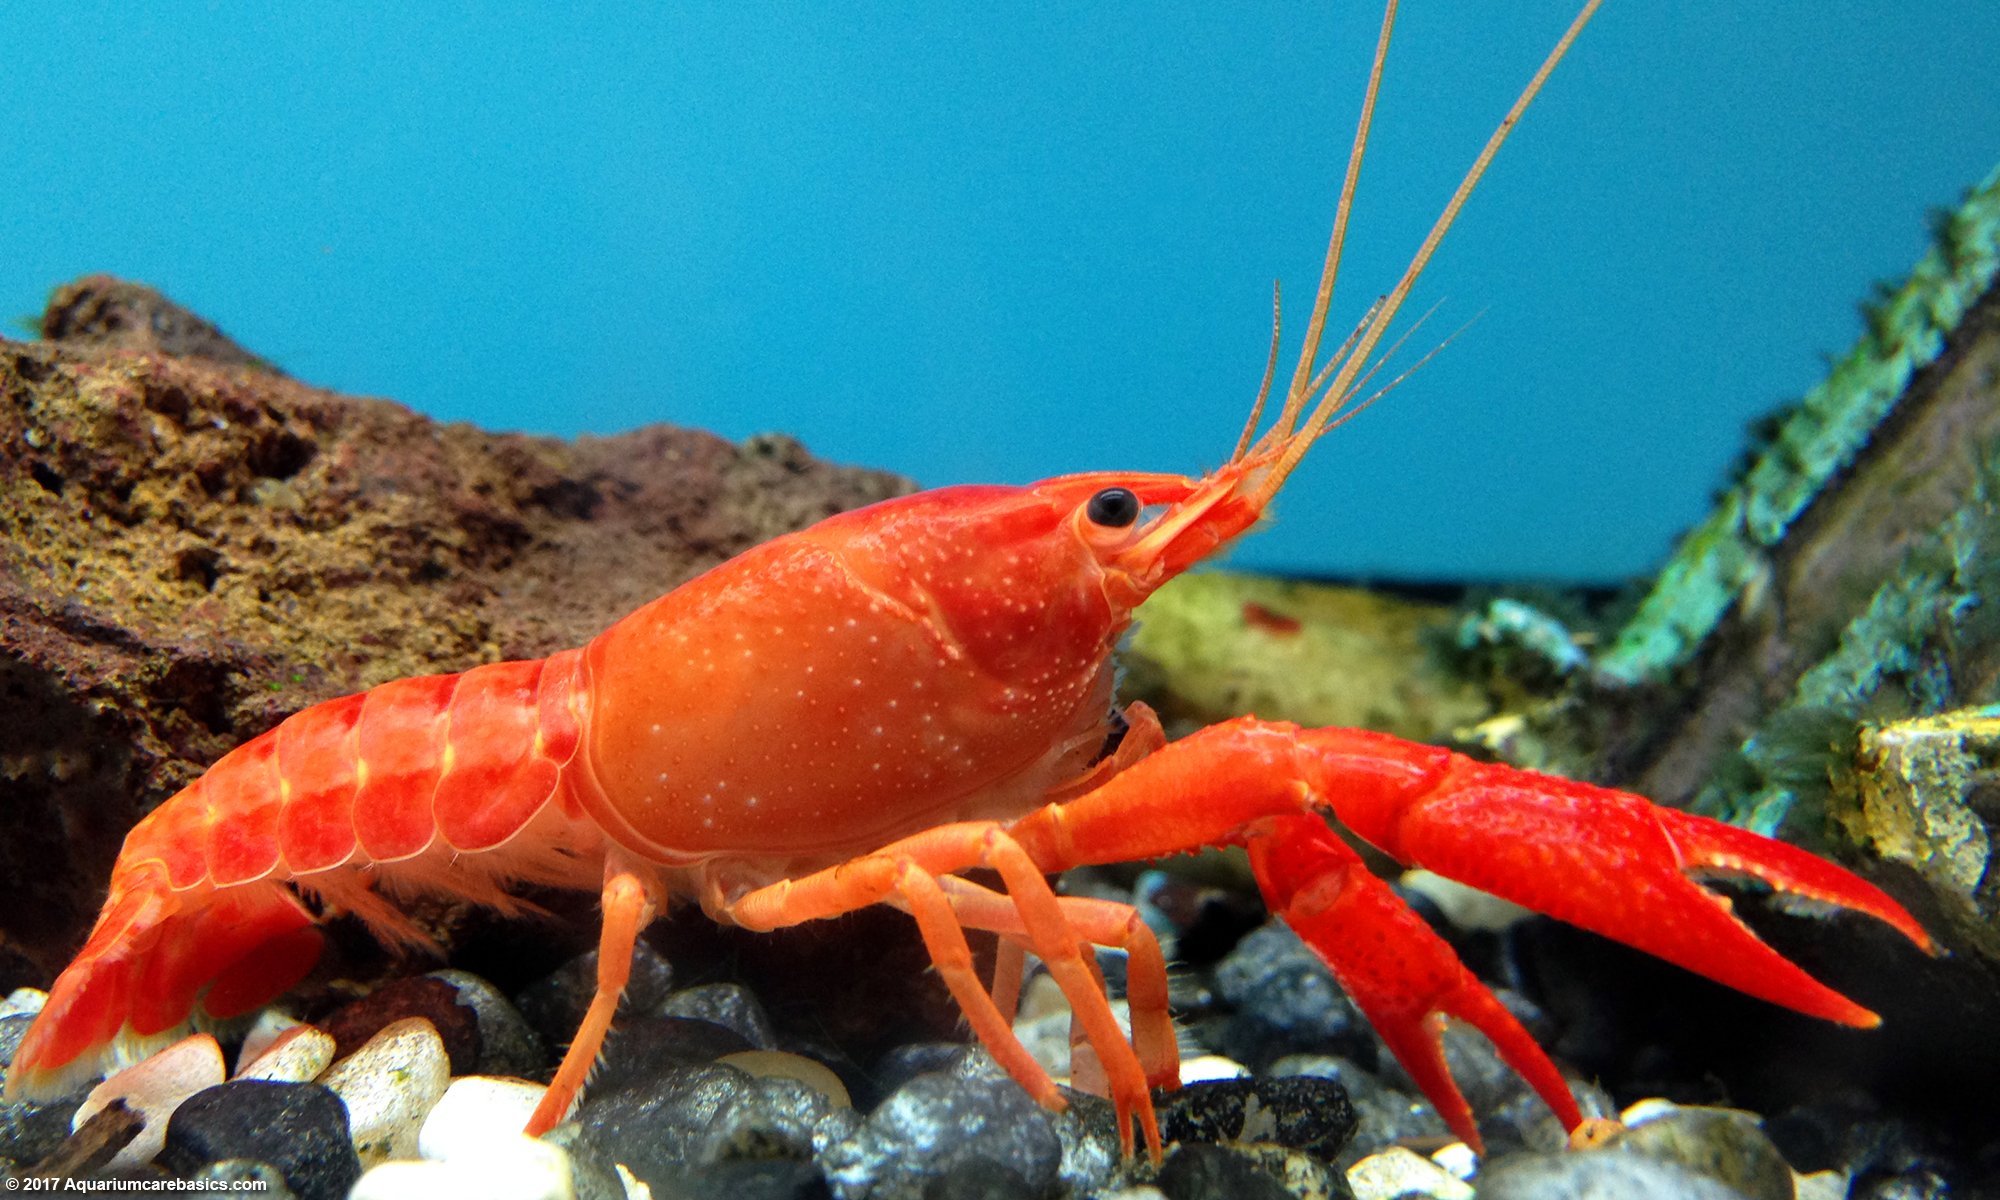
(650, 723, 662, 735)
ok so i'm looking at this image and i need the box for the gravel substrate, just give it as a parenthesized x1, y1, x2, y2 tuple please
(0, 865, 1987, 1198)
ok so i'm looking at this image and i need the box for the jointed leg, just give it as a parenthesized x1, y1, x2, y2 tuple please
(938, 876, 1179, 1092)
(526, 859, 658, 1135)
(988, 938, 1027, 1024)
(722, 822, 1161, 1159)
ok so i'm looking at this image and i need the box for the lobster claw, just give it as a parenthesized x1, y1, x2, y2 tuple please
(1325, 756, 1936, 1028)
(1244, 733, 1935, 1150)
(1246, 812, 1582, 1153)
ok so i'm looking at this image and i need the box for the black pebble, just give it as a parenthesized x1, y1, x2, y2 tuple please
(1153, 1143, 1303, 1200)
(1157, 1076, 1358, 1160)
(157, 1081, 358, 1200)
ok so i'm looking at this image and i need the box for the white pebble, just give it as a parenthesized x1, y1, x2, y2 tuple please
(1431, 1141, 1479, 1180)
(615, 1162, 654, 1200)
(236, 1023, 335, 1084)
(321, 1017, 451, 1166)
(72, 1033, 225, 1171)
(350, 1137, 575, 1200)
(233, 1009, 305, 1070)
(418, 1076, 549, 1161)
(1177, 1055, 1250, 1085)
(1620, 1095, 1681, 1127)
(1347, 1147, 1475, 1200)
(1796, 1170, 1852, 1200)
(0, 988, 47, 1019)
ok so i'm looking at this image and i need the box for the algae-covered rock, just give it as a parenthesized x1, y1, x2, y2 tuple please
(0, 277, 909, 989)
(1583, 163, 2000, 824)
(1122, 572, 1488, 743)
(1842, 707, 2000, 958)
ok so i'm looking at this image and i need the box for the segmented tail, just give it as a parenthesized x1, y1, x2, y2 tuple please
(5, 649, 599, 1101)
(5, 864, 321, 1100)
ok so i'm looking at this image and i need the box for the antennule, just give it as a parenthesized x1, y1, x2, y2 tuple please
(1251, 0, 1604, 505)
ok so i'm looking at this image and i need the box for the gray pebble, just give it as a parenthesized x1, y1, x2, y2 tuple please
(819, 1067, 1062, 1200)
(0, 1015, 85, 1167)
(536, 1122, 645, 1200)
(1210, 923, 1370, 1068)
(872, 1044, 970, 1099)
(591, 1016, 757, 1094)
(1476, 1150, 1755, 1200)
(1048, 1089, 1124, 1198)
(1604, 1107, 1795, 1200)
(1268, 1054, 1450, 1164)
(1154, 1142, 1344, 1200)
(656, 982, 779, 1051)
(571, 1062, 840, 1191)
(426, 969, 549, 1078)
(512, 940, 675, 1047)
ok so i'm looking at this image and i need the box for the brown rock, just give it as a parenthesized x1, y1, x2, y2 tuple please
(318, 978, 481, 1077)
(0, 276, 911, 987)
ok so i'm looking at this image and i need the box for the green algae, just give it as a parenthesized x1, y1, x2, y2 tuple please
(1692, 438, 2000, 840)
(1601, 163, 2000, 687)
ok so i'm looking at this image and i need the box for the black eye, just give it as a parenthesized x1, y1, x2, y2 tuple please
(1086, 487, 1140, 528)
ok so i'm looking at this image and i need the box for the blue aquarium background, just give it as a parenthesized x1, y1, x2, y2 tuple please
(8, 3, 1998, 581)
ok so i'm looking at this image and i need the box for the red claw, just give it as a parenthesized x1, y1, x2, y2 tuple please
(1342, 758, 1935, 1029)
(1246, 813, 1581, 1153)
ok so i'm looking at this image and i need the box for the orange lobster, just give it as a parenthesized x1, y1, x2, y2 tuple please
(6, 0, 1932, 1164)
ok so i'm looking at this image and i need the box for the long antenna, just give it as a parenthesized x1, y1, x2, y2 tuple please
(1247, 0, 1604, 505)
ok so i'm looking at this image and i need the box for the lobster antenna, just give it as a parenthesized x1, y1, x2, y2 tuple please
(1321, 297, 1450, 421)
(1250, 0, 1399, 457)
(1322, 306, 1478, 437)
(1300, 294, 1387, 413)
(1252, 0, 1604, 504)
(1231, 281, 1285, 461)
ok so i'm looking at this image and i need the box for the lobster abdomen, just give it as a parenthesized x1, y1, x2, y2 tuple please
(5, 651, 595, 1100)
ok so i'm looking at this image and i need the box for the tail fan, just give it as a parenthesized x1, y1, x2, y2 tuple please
(4, 863, 321, 1101)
